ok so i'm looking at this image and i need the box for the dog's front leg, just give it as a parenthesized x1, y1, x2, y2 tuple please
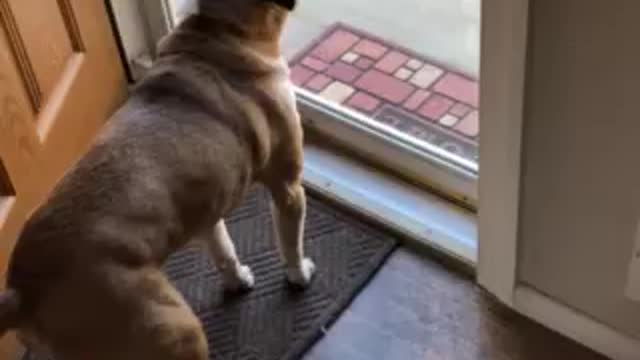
(205, 220, 255, 291)
(269, 182, 316, 287)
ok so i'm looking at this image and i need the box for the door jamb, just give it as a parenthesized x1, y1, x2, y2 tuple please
(476, 0, 529, 307)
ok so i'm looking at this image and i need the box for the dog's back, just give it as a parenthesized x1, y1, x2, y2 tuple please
(0, 1, 304, 358)
(4, 19, 269, 349)
(2, 65, 253, 350)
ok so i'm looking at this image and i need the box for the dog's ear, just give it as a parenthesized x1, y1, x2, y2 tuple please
(262, 0, 296, 11)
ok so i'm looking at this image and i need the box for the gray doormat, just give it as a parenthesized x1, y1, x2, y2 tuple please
(24, 187, 397, 360)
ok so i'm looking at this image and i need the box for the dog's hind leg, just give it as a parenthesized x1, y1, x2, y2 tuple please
(127, 288, 209, 360)
(268, 181, 316, 287)
(204, 220, 255, 291)
(42, 270, 209, 360)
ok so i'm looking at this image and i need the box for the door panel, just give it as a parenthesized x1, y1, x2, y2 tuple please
(0, 159, 14, 200)
(8, 0, 77, 106)
(0, 0, 127, 357)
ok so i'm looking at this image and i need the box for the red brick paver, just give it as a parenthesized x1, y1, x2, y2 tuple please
(306, 74, 332, 92)
(455, 110, 479, 137)
(375, 51, 410, 74)
(311, 30, 360, 62)
(290, 65, 315, 86)
(403, 90, 431, 111)
(302, 57, 329, 72)
(326, 62, 363, 83)
(355, 57, 375, 70)
(353, 39, 388, 59)
(355, 70, 414, 104)
(449, 103, 472, 118)
(434, 73, 479, 107)
(419, 94, 454, 120)
(347, 92, 381, 114)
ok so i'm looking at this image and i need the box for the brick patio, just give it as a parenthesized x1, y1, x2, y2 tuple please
(290, 24, 479, 162)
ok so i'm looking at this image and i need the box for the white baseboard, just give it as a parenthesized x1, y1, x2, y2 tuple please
(515, 286, 640, 360)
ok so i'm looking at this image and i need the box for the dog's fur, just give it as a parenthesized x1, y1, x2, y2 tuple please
(0, 1, 314, 359)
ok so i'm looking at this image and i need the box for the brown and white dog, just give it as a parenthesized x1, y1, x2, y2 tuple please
(0, 0, 314, 359)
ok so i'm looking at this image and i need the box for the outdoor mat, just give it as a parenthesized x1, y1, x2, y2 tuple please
(24, 187, 397, 360)
(289, 23, 479, 162)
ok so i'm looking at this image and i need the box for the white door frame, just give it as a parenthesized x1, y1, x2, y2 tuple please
(478, 2, 640, 358)
(476, 0, 528, 306)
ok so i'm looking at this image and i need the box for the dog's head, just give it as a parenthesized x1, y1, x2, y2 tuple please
(198, 0, 297, 11)
(196, 0, 296, 43)
(261, 0, 296, 11)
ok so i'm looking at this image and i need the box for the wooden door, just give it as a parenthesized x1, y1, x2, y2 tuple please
(0, 0, 127, 357)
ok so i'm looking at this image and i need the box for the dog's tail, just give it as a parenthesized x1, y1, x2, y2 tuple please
(0, 289, 21, 338)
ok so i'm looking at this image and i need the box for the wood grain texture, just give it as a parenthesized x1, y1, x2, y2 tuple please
(305, 249, 609, 360)
(7, 0, 74, 110)
(0, 0, 127, 357)
(0, 160, 14, 196)
(57, 0, 84, 51)
(0, 0, 127, 282)
(0, 0, 41, 110)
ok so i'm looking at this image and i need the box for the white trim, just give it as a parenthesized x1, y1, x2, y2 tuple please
(139, 0, 174, 55)
(107, 1, 154, 71)
(303, 144, 477, 265)
(476, 0, 529, 306)
(515, 286, 640, 360)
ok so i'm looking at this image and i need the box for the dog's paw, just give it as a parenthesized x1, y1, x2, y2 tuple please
(224, 265, 255, 292)
(286, 258, 316, 288)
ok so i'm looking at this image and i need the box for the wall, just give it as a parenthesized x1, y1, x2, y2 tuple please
(519, 0, 640, 338)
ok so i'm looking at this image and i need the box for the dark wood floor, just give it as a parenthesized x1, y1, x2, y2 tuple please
(303, 248, 608, 360)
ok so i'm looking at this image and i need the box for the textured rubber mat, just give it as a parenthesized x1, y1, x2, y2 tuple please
(25, 187, 396, 360)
